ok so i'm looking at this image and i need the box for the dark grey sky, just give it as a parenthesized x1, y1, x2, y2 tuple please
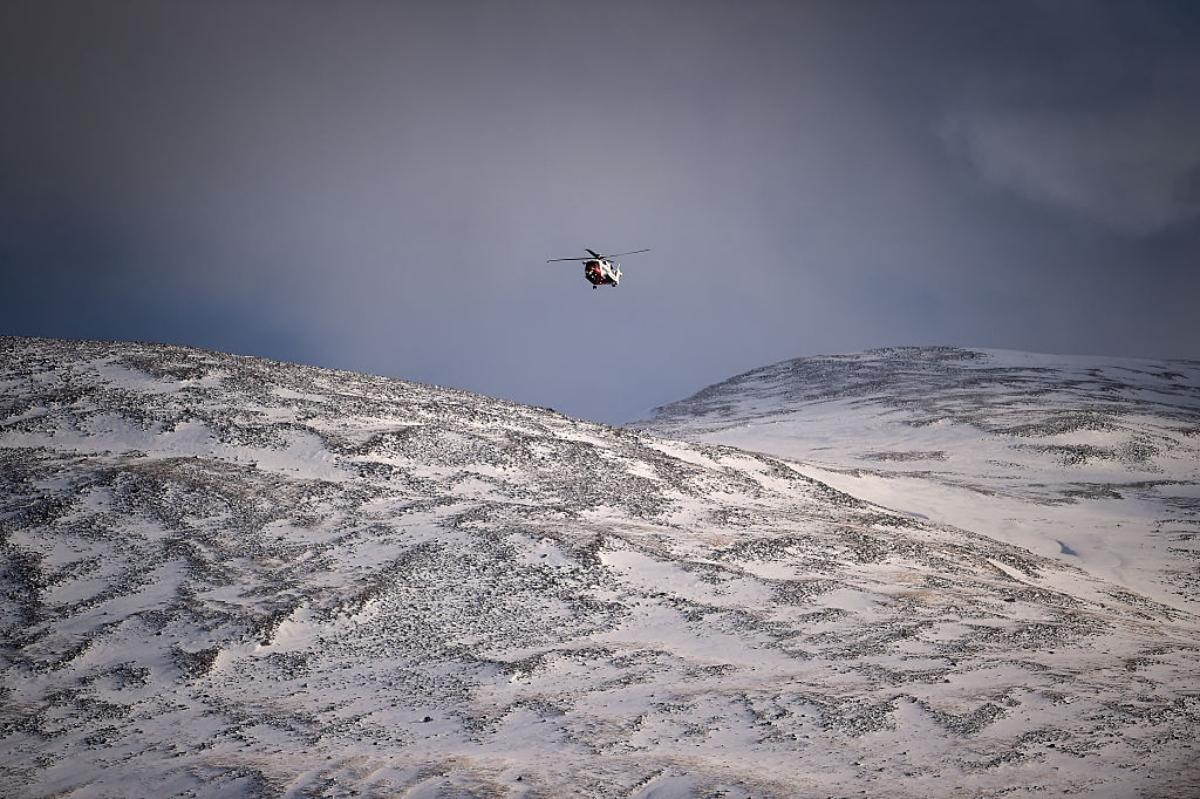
(2, 1, 1198, 422)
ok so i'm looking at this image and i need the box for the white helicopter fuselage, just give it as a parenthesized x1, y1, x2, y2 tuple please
(584, 259, 621, 288)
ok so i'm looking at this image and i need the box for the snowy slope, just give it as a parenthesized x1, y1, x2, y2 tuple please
(636, 346, 1200, 615)
(2, 338, 1199, 797)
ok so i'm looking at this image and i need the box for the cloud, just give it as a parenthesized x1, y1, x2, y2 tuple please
(945, 101, 1200, 235)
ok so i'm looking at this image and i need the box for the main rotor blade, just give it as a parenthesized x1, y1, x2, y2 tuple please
(546, 248, 648, 262)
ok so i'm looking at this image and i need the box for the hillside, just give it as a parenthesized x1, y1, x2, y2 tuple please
(2, 338, 1198, 797)
(636, 346, 1200, 615)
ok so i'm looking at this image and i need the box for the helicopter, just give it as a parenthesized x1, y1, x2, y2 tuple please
(546, 248, 650, 289)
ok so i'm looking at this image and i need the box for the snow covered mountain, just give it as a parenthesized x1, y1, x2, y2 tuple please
(2, 338, 1198, 797)
(636, 347, 1200, 619)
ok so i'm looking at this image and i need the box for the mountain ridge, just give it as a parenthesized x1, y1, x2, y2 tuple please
(2, 337, 1198, 797)
(635, 345, 1200, 614)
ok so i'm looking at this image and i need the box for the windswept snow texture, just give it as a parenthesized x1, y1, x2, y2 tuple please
(637, 347, 1200, 615)
(2, 338, 1199, 798)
